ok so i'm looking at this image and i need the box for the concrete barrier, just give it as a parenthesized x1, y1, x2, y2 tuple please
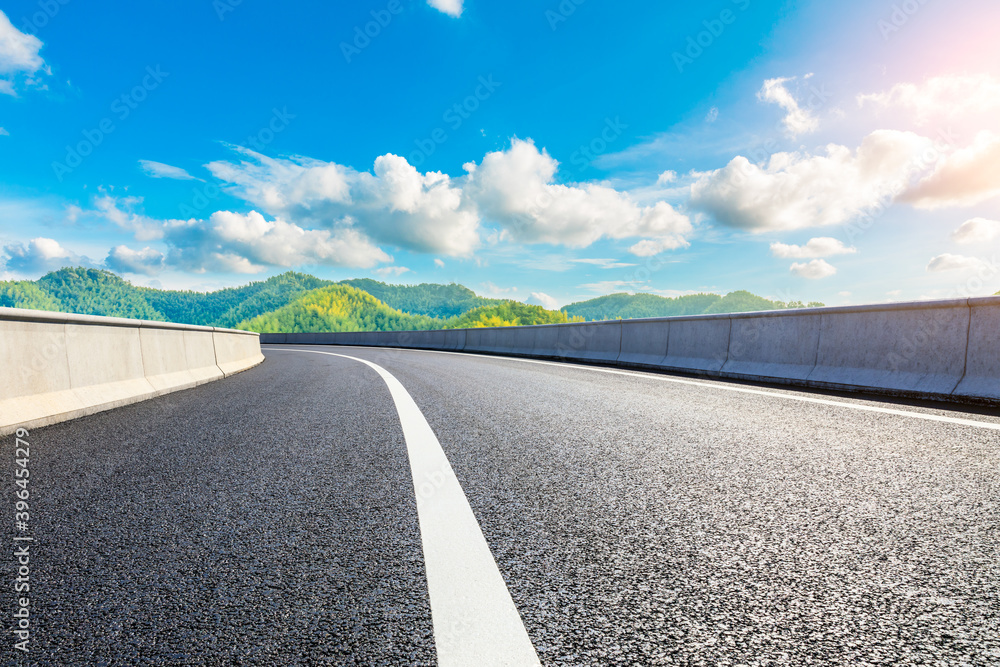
(618, 318, 670, 369)
(661, 315, 731, 374)
(952, 296, 1000, 401)
(259, 296, 1000, 405)
(723, 310, 822, 382)
(807, 300, 969, 396)
(554, 321, 621, 363)
(1, 308, 264, 436)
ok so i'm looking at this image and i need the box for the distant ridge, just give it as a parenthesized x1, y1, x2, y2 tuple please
(1, 267, 826, 333)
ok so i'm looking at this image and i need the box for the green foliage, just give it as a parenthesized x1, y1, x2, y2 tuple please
(238, 285, 441, 333)
(0, 265, 828, 334)
(140, 271, 334, 326)
(564, 291, 826, 320)
(0, 281, 62, 311)
(445, 301, 577, 328)
(36, 268, 164, 320)
(338, 278, 502, 318)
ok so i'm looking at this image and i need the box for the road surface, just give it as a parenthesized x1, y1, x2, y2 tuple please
(4, 345, 999, 665)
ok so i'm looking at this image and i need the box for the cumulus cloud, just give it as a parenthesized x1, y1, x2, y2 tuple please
(758, 76, 819, 136)
(690, 130, 932, 232)
(0, 11, 48, 95)
(2, 237, 86, 274)
(207, 148, 480, 256)
(139, 160, 200, 181)
(466, 138, 692, 252)
(770, 237, 857, 259)
(105, 245, 166, 275)
(164, 211, 391, 274)
(926, 253, 988, 272)
(951, 217, 1000, 245)
(656, 170, 677, 185)
(427, 0, 463, 17)
(87, 195, 392, 274)
(790, 259, 836, 279)
(433, 258, 445, 268)
(526, 292, 560, 310)
(858, 74, 1000, 124)
(899, 131, 1000, 209)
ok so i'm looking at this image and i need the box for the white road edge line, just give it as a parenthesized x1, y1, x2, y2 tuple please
(269, 345, 1000, 433)
(270, 348, 541, 667)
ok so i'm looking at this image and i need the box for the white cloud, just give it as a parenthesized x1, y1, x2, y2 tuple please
(571, 258, 637, 269)
(858, 74, 1000, 124)
(0, 11, 48, 95)
(656, 170, 677, 185)
(899, 131, 1000, 209)
(207, 148, 480, 256)
(427, 0, 463, 17)
(374, 266, 410, 277)
(2, 237, 86, 274)
(629, 238, 683, 257)
(0, 127, 8, 136)
(690, 130, 932, 232)
(790, 259, 837, 279)
(526, 292, 560, 310)
(434, 258, 445, 268)
(86, 196, 391, 274)
(770, 237, 857, 259)
(139, 160, 200, 181)
(105, 245, 166, 275)
(758, 76, 818, 136)
(480, 281, 516, 296)
(467, 138, 692, 250)
(951, 217, 1000, 245)
(578, 280, 638, 294)
(705, 107, 719, 123)
(164, 211, 391, 274)
(926, 253, 988, 272)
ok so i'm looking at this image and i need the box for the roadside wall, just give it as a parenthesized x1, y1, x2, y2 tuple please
(1, 308, 264, 435)
(260, 296, 999, 405)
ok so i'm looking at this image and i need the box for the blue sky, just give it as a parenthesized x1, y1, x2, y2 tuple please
(2, 0, 1000, 308)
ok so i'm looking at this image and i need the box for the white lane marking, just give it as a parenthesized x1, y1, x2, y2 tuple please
(270, 348, 541, 667)
(271, 345, 1000, 433)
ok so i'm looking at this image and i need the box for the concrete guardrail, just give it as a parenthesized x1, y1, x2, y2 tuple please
(260, 295, 1000, 405)
(1, 308, 265, 435)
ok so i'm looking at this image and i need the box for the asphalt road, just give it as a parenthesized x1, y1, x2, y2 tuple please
(4, 345, 999, 665)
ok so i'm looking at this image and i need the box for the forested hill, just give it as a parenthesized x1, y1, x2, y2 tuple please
(0, 266, 829, 332)
(563, 291, 825, 321)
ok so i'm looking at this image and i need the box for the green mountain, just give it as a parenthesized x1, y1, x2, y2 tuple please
(36, 268, 164, 320)
(563, 291, 825, 321)
(239, 284, 440, 333)
(0, 266, 828, 333)
(337, 278, 502, 318)
(140, 272, 335, 327)
(237, 286, 577, 332)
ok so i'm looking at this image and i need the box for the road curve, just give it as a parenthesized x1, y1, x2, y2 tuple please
(4, 345, 999, 665)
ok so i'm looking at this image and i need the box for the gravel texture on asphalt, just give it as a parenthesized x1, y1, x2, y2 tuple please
(2, 351, 435, 666)
(4, 345, 999, 666)
(329, 346, 1000, 667)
